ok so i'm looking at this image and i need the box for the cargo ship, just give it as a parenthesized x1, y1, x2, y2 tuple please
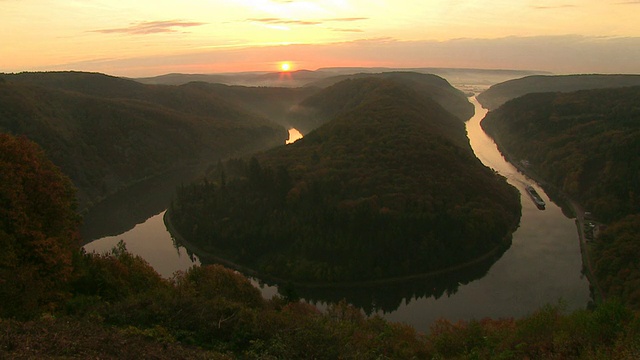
(525, 185, 546, 210)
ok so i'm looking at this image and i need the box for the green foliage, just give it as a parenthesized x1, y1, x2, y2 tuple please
(170, 77, 521, 283)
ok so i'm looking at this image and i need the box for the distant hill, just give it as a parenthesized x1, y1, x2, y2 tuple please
(290, 72, 475, 133)
(136, 67, 546, 89)
(2, 71, 321, 130)
(136, 69, 341, 87)
(477, 74, 640, 110)
(169, 77, 521, 283)
(481, 86, 640, 308)
(0, 72, 287, 210)
(176, 82, 319, 129)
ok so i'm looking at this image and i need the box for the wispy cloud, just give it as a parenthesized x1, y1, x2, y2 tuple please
(324, 17, 368, 22)
(331, 28, 365, 33)
(92, 20, 206, 35)
(531, 4, 577, 9)
(616, 1, 640, 3)
(246, 17, 367, 26)
(248, 18, 322, 25)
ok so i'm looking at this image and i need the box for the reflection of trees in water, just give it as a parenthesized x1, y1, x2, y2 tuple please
(193, 241, 510, 315)
(81, 165, 205, 242)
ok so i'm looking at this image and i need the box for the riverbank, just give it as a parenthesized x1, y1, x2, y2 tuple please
(480, 119, 605, 304)
(164, 207, 515, 290)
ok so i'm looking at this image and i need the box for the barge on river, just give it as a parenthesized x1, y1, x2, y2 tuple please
(525, 185, 546, 210)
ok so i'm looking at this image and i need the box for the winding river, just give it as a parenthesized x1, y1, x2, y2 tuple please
(83, 97, 590, 332)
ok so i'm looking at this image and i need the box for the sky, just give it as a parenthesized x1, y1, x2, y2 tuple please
(2, 0, 640, 77)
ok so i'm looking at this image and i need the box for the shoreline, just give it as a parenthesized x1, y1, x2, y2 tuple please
(164, 207, 514, 290)
(482, 124, 605, 304)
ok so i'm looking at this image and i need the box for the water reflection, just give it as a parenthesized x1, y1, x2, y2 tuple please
(81, 165, 205, 241)
(286, 128, 303, 144)
(83, 95, 589, 333)
(83, 211, 200, 278)
(236, 243, 510, 315)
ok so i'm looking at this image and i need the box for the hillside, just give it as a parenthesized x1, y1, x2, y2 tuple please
(177, 82, 319, 129)
(477, 74, 640, 110)
(295, 72, 474, 132)
(0, 72, 287, 210)
(169, 77, 521, 284)
(2, 112, 639, 360)
(481, 86, 640, 308)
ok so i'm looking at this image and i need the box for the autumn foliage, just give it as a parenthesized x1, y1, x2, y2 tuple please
(0, 133, 80, 316)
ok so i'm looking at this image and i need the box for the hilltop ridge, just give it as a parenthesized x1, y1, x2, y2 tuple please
(477, 74, 640, 110)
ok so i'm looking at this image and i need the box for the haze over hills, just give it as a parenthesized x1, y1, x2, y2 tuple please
(477, 74, 640, 110)
(136, 67, 547, 89)
(175, 82, 319, 130)
(169, 76, 521, 283)
(0, 72, 287, 210)
(294, 72, 474, 133)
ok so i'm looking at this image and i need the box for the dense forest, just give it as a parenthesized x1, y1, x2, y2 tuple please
(292, 71, 474, 133)
(143, 71, 473, 134)
(3, 127, 640, 359)
(169, 77, 521, 283)
(477, 74, 640, 110)
(481, 86, 640, 309)
(0, 72, 287, 210)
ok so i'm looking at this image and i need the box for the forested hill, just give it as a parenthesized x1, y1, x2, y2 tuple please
(169, 77, 521, 283)
(1, 71, 319, 130)
(3, 132, 638, 360)
(176, 82, 319, 129)
(292, 72, 474, 133)
(477, 74, 640, 110)
(481, 86, 640, 308)
(0, 72, 287, 211)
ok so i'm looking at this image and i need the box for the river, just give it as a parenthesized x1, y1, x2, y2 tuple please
(83, 102, 590, 332)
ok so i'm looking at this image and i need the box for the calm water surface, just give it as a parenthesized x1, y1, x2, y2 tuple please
(84, 106, 590, 332)
(379, 97, 590, 328)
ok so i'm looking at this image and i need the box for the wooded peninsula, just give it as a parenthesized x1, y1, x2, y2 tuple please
(168, 76, 521, 283)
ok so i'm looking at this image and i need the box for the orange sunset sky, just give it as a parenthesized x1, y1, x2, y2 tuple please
(2, 0, 640, 77)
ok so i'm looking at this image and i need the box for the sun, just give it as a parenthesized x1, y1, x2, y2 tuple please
(280, 62, 292, 72)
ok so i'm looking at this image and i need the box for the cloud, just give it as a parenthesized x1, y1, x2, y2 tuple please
(45, 35, 640, 77)
(246, 17, 367, 26)
(331, 28, 365, 33)
(324, 17, 368, 22)
(616, 1, 640, 3)
(531, 4, 577, 9)
(92, 20, 206, 35)
(248, 18, 321, 25)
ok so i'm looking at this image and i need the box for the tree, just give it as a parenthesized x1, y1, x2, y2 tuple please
(0, 133, 80, 317)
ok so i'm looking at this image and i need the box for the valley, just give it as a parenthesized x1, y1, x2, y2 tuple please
(83, 88, 590, 332)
